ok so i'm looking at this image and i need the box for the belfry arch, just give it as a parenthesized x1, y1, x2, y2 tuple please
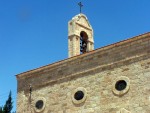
(68, 13, 94, 57)
(80, 31, 88, 54)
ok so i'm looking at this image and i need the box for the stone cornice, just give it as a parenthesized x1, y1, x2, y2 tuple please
(18, 53, 150, 92)
(75, 22, 93, 31)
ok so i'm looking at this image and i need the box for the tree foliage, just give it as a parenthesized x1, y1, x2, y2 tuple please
(0, 106, 3, 113)
(0, 91, 13, 113)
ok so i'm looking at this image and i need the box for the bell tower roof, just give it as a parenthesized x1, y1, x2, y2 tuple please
(71, 13, 93, 29)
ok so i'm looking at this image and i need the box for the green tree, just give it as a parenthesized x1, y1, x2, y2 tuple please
(0, 106, 3, 113)
(3, 91, 13, 113)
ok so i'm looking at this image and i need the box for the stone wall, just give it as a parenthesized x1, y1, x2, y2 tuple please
(16, 32, 150, 113)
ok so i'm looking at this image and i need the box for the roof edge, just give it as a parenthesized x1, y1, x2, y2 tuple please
(16, 32, 150, 79)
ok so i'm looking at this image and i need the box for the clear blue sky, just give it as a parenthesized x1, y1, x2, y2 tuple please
(0, 0, 150, 111)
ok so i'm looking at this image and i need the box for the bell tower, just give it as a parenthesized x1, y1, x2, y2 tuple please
(68, 13, 94, 57)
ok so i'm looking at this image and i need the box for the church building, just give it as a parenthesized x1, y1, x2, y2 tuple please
(16, 12, 150, 113)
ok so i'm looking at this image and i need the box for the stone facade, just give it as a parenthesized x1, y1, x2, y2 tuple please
(16, 13, 150, 113)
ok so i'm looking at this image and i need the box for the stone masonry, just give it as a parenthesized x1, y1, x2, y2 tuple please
(68, 14, 94, 57)
(16, 13, 150, 113)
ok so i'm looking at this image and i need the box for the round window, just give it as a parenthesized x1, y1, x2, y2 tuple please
(74, 91, 84, 100)
(115, 80, 127, 91)
(34, 97, 46, 112)
(35, 100, 44, 110)
(72, 87, 87, 104)
(112, 76, 130, 96)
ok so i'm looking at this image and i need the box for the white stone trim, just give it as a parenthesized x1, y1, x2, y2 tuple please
(72, 87, 87, 104)
(34, 97, 46, 112)
(112, 76, 130, 96)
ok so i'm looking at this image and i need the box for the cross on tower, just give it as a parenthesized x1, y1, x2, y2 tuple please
(78, 2, 83, 13)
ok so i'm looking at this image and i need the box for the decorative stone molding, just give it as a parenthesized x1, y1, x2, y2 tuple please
(112, 76, 130, 96)
(34, 97, 46, 112)
(72, 87, 87, 104)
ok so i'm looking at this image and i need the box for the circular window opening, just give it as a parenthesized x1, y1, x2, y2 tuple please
(72, 87, 87, 104)
(35, 100, 44, 110)
(74, 90, 84, 100)
(115, 80, 127, 91)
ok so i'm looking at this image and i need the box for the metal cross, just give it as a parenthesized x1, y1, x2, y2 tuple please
(78, 2, 83, 13)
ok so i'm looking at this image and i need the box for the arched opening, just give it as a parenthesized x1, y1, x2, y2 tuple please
(80, 31, 88, 54)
